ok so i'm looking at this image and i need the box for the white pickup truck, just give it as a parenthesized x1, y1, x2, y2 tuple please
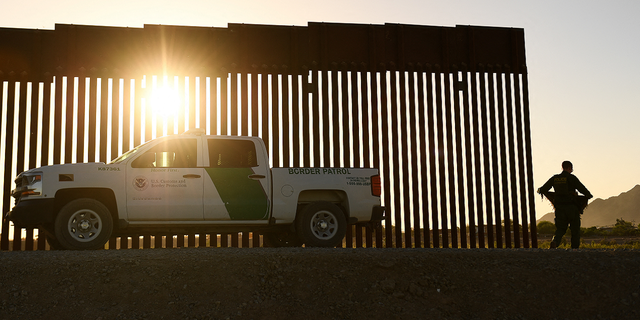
(6, 129, 384, 250)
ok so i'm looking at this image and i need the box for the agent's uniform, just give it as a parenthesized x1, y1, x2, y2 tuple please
(538, 171, 592, 248)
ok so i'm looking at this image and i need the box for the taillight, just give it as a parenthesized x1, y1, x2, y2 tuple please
(371, 175, 381, 196)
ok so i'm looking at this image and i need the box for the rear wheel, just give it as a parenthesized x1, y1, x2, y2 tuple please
(296, 201, 346, 247)
(54, 198, 113, 250)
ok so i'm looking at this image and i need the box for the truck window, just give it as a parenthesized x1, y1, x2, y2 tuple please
(208, 139, 258, 168)
(131, 139, 197, 168)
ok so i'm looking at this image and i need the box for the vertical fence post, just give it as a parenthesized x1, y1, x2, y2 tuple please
(88, 71, 98, 162)
(470, 68, 485, 248)
(63, 74, 74, 165)
(1, 74, 17, 251)
(521, 68, 538, 248)
(452, 66, 467, 248)
(99, 70, 110, 163)
(12, 73, 29, 251)
(407, 64, 421, 248)
(400, 69, 412, 248)
(379, 65, 393, 249)
(388, 66, 401, 248)
(260, 69, 270, 160)
(416, 64, 429, 248)
(461, 64, 478, 248)
(281, 70, 290, 167)
(329, 63, 339, 168)
(504, 66, 520, 248)
(369, 67, 382, 248)
(230, 68, 238, 136)
(269, 69, 279, 167)
(434, 65, 448, 247)
(513, 71, 530, 248)
(25, 78, 41, 250)
(487, 65, 502, 248)
(291, 73, 300, 168)
(311, 64, 321, 168)
(425, 65, 439, 248)
(76, 70, 86, 164)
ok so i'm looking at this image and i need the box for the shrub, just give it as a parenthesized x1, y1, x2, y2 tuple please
(613, 218, 639, 236)
(582, 226, 601, 236)
(537, 221, 556, 234)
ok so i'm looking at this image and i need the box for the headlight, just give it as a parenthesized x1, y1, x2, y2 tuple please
(12, 172, 43, 200)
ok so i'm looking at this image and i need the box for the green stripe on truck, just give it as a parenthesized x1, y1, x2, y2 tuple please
(205, 168, 269, 220)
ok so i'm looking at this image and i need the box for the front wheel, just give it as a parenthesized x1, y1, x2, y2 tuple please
(296, 201, 346, 247)
(54, 198, 113, 250)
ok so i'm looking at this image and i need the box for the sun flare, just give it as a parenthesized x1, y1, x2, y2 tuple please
(148, 85, 181, 117)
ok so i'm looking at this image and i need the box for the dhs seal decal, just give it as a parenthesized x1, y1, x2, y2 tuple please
(133, 176, 149, 191)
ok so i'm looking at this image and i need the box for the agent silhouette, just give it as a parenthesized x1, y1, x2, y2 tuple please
(538, 161, 593, 249)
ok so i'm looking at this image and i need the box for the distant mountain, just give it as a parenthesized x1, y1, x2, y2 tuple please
(537, 184, 640, 227)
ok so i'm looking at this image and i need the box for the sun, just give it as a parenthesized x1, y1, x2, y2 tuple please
(148, 84, 181, 117)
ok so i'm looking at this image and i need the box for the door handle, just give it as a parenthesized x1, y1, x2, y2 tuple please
(183, 174, 201, 179)
(248, 174, 266, 180)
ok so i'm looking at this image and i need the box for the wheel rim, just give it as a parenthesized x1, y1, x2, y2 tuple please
(66, 209, 103, 242)
(309, 210, 338, 239)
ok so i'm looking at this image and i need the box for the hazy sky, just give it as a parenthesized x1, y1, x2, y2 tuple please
(2, 0, 639, 219)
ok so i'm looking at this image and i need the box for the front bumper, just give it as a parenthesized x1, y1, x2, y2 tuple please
(4, 198, 56, 228)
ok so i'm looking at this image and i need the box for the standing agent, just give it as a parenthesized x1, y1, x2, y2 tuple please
(538, 161, 593, 249)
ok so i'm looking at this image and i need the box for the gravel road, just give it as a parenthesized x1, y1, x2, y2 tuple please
(1, 247, 639, 319)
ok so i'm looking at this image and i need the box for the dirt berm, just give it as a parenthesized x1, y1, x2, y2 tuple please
(1, 247, 639, 319)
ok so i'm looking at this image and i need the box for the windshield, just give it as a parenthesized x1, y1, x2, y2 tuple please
(109, 141, 152, 164)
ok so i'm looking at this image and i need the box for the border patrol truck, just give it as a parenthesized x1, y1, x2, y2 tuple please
(6, 129, 384, 250)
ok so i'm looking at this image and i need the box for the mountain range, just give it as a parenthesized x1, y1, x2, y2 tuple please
(537, 184, 640, 227)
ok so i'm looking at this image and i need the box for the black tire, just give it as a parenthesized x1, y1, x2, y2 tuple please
(54, 198, 113, 250)
(296, 201, 346, 247)
(262, 231, 302, 247)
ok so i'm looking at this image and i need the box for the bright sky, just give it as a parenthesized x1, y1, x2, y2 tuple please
(2, 0, 639, 219)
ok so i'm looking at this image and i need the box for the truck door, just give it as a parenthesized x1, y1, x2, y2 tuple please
(203, 138, 270, 220)
(126, 137, 204, 221)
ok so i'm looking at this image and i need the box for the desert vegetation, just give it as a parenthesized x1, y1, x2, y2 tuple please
(537, 218, 640, 249)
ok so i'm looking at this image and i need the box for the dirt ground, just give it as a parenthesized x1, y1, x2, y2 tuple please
(1, 247, 639, 320)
